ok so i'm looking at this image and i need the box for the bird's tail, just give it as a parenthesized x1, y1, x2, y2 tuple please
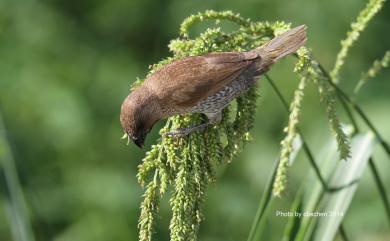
(259, 25, 307, 62)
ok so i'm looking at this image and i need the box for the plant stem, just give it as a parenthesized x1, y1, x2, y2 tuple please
(266, 75, 329, 190)
(246, 159, 279, 241)
(0, 111, 36, 241)
(339, 225, 350, 241)
(317, 63, 390, 157)
(369, 159, 390, 224)
(265, 74, 352, 238)
(315, 63, 390, 226)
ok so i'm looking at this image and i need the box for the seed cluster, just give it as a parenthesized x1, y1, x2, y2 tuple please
(135, 10, 350, 241)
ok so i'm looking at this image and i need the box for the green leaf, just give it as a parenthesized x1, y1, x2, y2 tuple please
(247, 135, 302, 241)
(284, 130, 344, 241)
(0, 114, 36, 241)
(312, 132, 376, 241)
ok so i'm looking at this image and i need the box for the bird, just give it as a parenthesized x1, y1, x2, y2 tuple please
(120, 25, 307, 148)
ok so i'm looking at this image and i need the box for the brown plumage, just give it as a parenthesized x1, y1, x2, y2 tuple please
(120, 25, 307, 148)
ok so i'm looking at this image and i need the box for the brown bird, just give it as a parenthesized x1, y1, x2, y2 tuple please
(120, 25, 307, 148)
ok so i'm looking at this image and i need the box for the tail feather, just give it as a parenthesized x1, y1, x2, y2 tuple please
(260, 25, 307, 62)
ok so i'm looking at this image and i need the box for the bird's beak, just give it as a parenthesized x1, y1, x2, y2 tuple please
(132, 136, 145, 149)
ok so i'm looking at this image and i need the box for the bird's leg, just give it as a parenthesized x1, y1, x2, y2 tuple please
(163, 112, 222, 137)
(163, 123, 210, 137)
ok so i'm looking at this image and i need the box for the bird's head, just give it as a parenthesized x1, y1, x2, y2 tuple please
(120, 86, 161, 148)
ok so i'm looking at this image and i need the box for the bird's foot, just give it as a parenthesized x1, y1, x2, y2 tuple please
(163, 123, 209, 137)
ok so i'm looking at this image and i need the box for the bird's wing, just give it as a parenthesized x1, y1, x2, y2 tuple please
(145, 51, 259, 108)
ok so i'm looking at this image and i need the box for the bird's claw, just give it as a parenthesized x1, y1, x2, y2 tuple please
(162, 123, 210, 138)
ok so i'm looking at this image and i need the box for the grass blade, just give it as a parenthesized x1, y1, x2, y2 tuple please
(283, 134, 340, 241)
(312, 132, 376, 241)
(0, 113, 36, 241)
(368, 159, 390, 225)
(247, 135, 302, 241)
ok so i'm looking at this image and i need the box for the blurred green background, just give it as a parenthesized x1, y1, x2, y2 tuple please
(0, 0, 389, 240)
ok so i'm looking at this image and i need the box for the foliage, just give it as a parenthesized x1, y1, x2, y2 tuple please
(135, 10, 351, 240)
(355, 50, 390, 93)
(1, 1, 390, 241)
(331, 0, 386, 83)
(250, 0, 390, 240)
